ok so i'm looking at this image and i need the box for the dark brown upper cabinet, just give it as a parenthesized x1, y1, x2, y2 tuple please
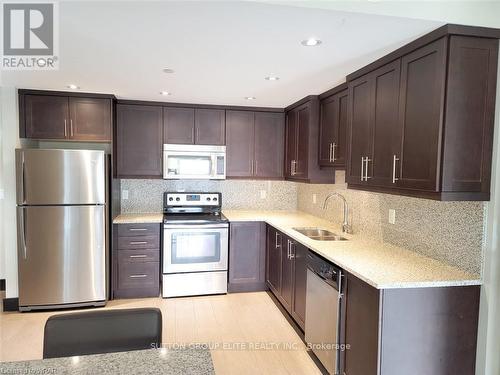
(319, 84, 348, 168)
(19, 90, 113, 142)
(285, 96, 334, 183)
(195, 109, 225, 145)
(115, 104, 163, 178)
(163, 107, 225, 145)
(346, 28, 499, 201)
(226, 110, 284, 179)
(163, 107, 195, 144)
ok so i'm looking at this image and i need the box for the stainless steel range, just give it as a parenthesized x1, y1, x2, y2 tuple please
(162, 192, 228, 298)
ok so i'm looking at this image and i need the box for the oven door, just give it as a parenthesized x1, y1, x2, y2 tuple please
(163, 224, 228, 273)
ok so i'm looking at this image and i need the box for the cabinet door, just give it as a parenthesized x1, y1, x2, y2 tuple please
(228, 222, 266, 292)
(346, 75, 373, 185)
(24, 95, 68, 139)
(295, 105, 310, 179)
(335, 90, 349, 168)
(68, 97, 112, 141)
(266, 226, 282, 295)
(284, 110, 298, 178)
(369, 60, 402, 187)
(344, 273, 380, 375)
(195, 109, 225, 145)
(319, 94, 337, 167)
(116, 104, 163, 178)
(163, 107, 195, 144)
(291, 241, 307, 330)
(226, 110, 255, 177)
(254, 112, 284, 178)
(397, 38, 447, 191)
(280, 236, 294, 313)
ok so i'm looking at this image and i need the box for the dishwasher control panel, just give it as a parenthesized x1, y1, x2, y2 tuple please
(306, 251, 341, 289)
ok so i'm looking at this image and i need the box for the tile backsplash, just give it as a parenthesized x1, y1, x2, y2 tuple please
(121, 172, 485, 275)
(296, 171, 485, 275)
(120, 179, 297, 212)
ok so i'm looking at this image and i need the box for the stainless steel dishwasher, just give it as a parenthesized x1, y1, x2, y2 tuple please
(305, 251, 343, 375)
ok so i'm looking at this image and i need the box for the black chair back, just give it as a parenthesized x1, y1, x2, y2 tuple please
(43, 308, 162, 359)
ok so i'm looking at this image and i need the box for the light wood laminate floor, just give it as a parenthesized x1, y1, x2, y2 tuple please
(0, 292, 321, 374)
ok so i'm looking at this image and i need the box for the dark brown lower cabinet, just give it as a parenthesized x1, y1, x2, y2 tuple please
(266, 225, 307, 330)
(112, 223, 161, 299)
(228, 222, 267, 292)
(344, 272, 480, 375)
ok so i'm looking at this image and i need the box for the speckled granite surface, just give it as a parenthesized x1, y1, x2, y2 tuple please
(0, 348, 214, 374)
(223, 210, 481, 289)
(113, 213, 164, 224)
(297, 170, 486, 275)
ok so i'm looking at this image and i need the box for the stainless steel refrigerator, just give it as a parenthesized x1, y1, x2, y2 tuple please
(16, 149, 107, 311)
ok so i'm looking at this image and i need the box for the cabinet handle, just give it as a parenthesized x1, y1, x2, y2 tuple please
(254, 160, 258, 175)
(64, 119, 67, 137)
(129, 228, 147, 232)
(286, 240, 290, 259)
(129, 274, 147, 278)
(289, 241, 295, 259)
(70, 119, 74, 137)
(130, 241, 147, 245)
(250, 160, 254, 175)
(332, 143, 336, 162)
(275, 232, 281, 248)
(365, 157, 372, 180)
(360, 157, 365, 181)
(329, 143, 333, 162)
(392, 155, 400, 184)
(129, 255, 147, 258)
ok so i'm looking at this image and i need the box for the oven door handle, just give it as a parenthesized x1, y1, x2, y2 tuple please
(163, 223, 229, 229)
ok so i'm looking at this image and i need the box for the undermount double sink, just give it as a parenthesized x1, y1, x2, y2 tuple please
(293, 227, 348, 241)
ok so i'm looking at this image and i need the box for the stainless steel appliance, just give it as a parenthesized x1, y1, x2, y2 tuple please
(163, 144, 226, 180)
(305, 251, 343, 375)
(16, 149, 107, 311)
(162, 192, 228, 297)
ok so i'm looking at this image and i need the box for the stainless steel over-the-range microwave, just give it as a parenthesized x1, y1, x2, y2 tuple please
(163, 144, 226, 180)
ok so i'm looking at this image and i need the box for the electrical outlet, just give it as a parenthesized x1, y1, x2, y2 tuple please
(122, 190, 129, 200)
(312, 194, 317, 204)
(388, 209, 396, 224)
(260, 190, 267, 199)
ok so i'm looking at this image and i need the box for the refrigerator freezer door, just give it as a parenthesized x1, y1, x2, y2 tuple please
(16, 149, 105, 205)
(17, 205, 106, 308)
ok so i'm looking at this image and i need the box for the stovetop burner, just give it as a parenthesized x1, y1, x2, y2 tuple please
(163, 212, 228, 225)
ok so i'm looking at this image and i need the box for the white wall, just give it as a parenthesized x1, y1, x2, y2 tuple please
(1, 87, 20, 298)
(0, 88, 4, 281)
(476, 43, 500, 375)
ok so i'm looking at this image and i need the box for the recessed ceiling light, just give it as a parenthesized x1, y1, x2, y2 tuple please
(301, 38, 322, 47)
(160, 91, 171, 96)
(66, 84, 79, 90)
(162, 68, 175, 74)
(245, 96, 256, 100)
(265, 76, 280, 81)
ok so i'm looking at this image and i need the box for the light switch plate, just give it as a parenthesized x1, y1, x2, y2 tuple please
(312, 194, 317, 204)
(0, 188, 4, 200)
(122, 190, 129, 200)
(260, 190, 267, 199)
(388, 209, 396, 224)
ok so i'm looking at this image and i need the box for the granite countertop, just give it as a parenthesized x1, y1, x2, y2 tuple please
(113, 213, 164, 224)
(113, 209, 481, 289)
(223, 210, 482, 289)
(0, 348, 214, 374)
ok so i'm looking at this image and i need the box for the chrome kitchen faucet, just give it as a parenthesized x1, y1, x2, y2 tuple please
(322, 192, 352, 234)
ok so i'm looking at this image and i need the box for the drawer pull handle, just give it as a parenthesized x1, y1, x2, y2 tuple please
(129, 274, 147, 278)
(129, 228, 147, 231)
(130, 241, 147, 245)
(129, 255, 147, 258)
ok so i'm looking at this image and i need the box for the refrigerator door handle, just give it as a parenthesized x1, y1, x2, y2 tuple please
(21, 153, 26, 204)
(18, 207, 27, 259)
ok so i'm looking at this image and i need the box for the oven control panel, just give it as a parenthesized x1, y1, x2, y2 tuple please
(164, 192, 221, 207)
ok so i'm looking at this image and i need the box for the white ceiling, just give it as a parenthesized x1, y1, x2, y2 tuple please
(0, 1, 464, 107)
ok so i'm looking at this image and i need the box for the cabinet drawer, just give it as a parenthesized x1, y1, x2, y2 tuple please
(118, 249, 159, 263)
(117, 223, 160, 237)
(117, 235, 160, 250)
(117, 262, 159, 290)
